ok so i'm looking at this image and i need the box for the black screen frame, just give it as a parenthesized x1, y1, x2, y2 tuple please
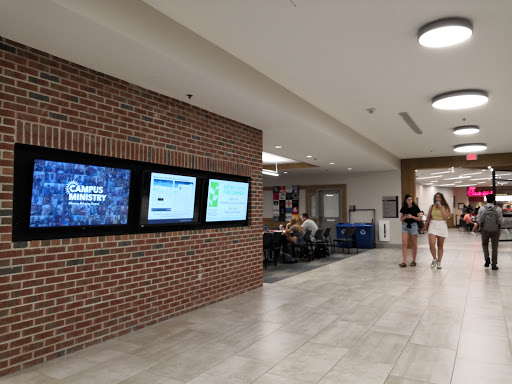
(12, 144, 252, 242)
(138, 168, 203, 229)
(13, 144, 141, 242)
(200, 176, 251, 229)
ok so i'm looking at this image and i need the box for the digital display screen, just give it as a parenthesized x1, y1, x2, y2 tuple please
(146, 172, 197, 224)
(205, 179, 249, 222)
(29, 159, 131, 228)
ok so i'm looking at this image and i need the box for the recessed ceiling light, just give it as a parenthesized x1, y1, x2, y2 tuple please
(432, 90, 488, 110)
(262, 169, 279, 177)
(453, 125, 480, 135)
(275, 145, 282, 149)
(307, 155, 313, 158)
(330, 162, 334, 165)
(418, 17, 472, 48)
(453, 143, 487, 153)
(347, 168, 352, 171)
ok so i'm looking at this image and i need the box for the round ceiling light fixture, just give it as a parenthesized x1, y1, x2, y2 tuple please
(432, 90, 488, 110)
(418, 17, 472, 48)
(453, 125, 480, 135)
(453, 143, 487, 153)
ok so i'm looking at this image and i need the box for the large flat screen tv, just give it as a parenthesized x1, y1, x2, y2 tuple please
(205, 178, 249, 224)
(139, 171, 202, 227)
(13, 144, 139, 241)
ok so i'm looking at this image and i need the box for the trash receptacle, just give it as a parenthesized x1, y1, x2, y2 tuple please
(335, 223, 353, 248)
(353, 223, 375, 249)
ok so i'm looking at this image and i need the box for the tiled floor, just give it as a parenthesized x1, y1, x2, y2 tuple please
(2, 230, 512, 384)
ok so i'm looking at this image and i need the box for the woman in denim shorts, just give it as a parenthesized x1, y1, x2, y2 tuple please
(399, 194, 422, 267)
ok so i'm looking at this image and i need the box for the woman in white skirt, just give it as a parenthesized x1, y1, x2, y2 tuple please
(425, 192, 451, 269)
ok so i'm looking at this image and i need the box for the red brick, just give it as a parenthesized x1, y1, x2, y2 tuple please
(0, 37, 262, 377)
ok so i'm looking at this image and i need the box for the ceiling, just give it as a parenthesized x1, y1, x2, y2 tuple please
(1, 0, 511, 179)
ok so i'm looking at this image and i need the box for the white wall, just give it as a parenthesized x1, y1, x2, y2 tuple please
(263, 170, 402, 245)
(263, 189, 273, 218)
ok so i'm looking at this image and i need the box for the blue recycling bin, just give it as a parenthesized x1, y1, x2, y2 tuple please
(335, 223, 353, 248)
(353, 223, 375, 249)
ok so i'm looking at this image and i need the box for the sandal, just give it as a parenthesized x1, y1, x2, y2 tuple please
(410, 261, 417, 267)
(399, 262, 407, 268)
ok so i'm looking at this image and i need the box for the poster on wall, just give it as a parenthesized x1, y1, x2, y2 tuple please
(273, 185, 299, 221)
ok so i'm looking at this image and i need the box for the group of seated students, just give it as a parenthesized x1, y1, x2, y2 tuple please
(279, 213, 319, 260)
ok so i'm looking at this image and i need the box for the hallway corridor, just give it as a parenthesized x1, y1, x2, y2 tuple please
(2, 230, 511, 384)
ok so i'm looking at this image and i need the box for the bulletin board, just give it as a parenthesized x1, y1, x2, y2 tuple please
(382, 196, 399, 218)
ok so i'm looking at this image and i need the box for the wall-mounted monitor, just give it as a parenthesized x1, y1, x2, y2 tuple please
(205, 179, 249, 223)
(30, 159, 131, 228)
(13, 144, 251, 241)
(13, 144, 140, 241)
(139, 171, 201, 227)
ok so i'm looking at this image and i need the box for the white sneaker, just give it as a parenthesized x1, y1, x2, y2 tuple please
(430, 259, 437, 268)
(437, 261, 442, 269)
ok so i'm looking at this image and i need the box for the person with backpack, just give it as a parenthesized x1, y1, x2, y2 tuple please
(476, 194, 503, 270)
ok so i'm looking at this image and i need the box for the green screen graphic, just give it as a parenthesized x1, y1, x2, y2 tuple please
(208, 182, 219, 207)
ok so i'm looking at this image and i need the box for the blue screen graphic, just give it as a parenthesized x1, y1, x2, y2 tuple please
(29, 159, 131, 228)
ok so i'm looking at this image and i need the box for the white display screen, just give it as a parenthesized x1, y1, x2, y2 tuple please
(147, 172, 196, 224)
(205, 179, 249, 222)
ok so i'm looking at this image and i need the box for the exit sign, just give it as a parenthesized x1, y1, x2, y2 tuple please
(466, 154, 478, 160)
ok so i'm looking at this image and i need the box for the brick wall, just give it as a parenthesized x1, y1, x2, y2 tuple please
(0, 37, 263, 376)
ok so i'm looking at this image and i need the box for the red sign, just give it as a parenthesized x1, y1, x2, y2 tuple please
(466, 154, 477, 160)
(467, 187, 493, 197)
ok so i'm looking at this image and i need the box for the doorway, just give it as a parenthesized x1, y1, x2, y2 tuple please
(317, 190, 342, 234)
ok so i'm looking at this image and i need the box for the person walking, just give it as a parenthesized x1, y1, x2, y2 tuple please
(399, 194, 422, 267)
(477, 194, 503, 270)
(425, 192, 451, 269)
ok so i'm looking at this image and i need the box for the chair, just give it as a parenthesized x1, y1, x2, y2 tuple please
(322, 227, 334, 254)
(333, 226, 358, 254)
(290, 229, 312, 262)
(271, 231, 283, 262)
(456, 215, 464, 232)
(313, 228, 329, 258)
(263, 232, 275, 269)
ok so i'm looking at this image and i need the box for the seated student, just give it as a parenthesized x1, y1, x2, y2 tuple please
(470, 208, 479, 234)
(300, 213, 318, 242)
(463, 211, 478, 234)
(280, 218, 306, 257)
